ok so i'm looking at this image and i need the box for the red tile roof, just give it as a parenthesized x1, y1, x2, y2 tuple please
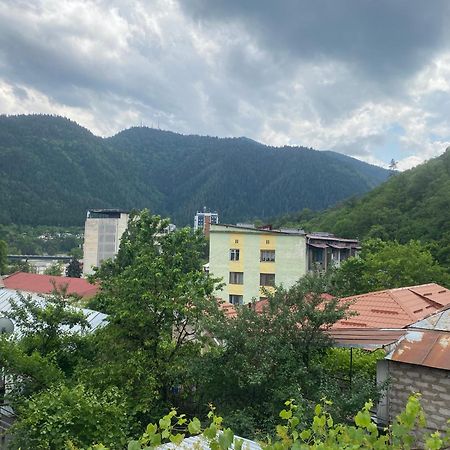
(334, 283, 450, 329)
(3, 272, 98, 298)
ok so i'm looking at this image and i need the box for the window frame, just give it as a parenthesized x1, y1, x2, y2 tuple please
(260, 249, 275, 262)
(229, 294, 243, 305)
(260, 273, 275, 287)
(229, 271, 244, 284)
(230, 248, 240, 261)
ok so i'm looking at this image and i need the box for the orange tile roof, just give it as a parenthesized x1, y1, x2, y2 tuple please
(334, 283, 450, 329)
(3, 272, 98, 298)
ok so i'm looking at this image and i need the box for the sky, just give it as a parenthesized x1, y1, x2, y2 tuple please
(1, 0, 450, 170)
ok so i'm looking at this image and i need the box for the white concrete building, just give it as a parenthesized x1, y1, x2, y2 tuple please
(82, 209, 129, 276)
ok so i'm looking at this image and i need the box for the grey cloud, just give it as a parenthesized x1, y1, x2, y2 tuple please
(0, 0, 449, 169)
(181, 1, 450, 84)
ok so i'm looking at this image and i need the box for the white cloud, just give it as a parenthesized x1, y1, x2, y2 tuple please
(0, 0, 449, 170)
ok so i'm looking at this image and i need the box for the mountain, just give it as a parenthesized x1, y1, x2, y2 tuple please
(278, 148, 450, 265)
(0, 114, 389, 226)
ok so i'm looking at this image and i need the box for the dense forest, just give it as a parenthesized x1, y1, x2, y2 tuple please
(273, 148, 450, 268)
(0, 114, 389, 227)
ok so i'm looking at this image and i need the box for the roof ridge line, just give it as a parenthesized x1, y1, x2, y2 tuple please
(388, 289, 417, 322)
(408, 286, 447, 309)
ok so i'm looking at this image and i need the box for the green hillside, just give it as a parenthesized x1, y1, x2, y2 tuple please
(276, 148, 450, 266)
(0, 114, 389, 226)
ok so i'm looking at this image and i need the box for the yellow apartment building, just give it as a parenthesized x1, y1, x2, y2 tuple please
(209, 224, 307, 305)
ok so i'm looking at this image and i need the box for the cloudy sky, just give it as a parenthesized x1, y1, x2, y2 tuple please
(1, 0, 450, 169)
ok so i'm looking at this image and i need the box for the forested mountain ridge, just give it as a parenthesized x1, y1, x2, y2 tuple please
(275, 148, 450, 266)
(0, 114, 389, 226)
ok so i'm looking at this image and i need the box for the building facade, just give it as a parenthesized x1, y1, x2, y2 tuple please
(194, 209, 219, 237)
(209, 224, 307, 305)
(306, 233, 359, 271)
(82, 209, 129, 276)
(209, 224, 362, 305)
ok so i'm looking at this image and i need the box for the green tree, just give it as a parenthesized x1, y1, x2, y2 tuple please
(86, 210, 221, 426)
(0, 239, 7, 275)
(0, 289, 91, 403)
(44, 261, 63, 276)
(66, 258, 82, 278)
(10, 383, 128, 450)
(192, 273, 361, 436)
(8, 259, 37, 274)
(334, 238, 450, 296)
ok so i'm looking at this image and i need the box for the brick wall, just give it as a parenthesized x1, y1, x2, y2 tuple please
(388, 360, 450, 433)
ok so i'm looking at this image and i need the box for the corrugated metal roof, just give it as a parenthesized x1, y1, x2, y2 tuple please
(0, 288, 107, 334)
(327, 328, 406, 349)
(410, 303, 450, 332)
(3, 272, 98, 298)
(158, 434, 261, 450)
(334, 284, 450, 329)
(386, 329, 450, 371)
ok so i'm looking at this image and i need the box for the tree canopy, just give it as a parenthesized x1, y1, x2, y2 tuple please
(0, 114, 388, 226)
(333, 238, 450, 296)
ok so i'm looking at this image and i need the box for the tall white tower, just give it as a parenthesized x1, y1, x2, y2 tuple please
(82, 209, 129, 276)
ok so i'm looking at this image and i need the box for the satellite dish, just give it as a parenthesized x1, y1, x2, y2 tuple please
(0, 318, 14, 335)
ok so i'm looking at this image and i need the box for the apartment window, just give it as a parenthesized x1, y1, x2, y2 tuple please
(234, 239, 239, 244)
(229, 294, 243, 305)
(229, 271, 244, 284)
(260, 249, 275, 262)
(265, 239, 270, 244)
(230, 249, 240, 261)
(260, 273, 275, 287)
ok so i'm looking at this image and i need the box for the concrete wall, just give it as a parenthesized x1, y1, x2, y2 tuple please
(209, 225, 306, 304)
(385, 360, 450, 434)
(83, 213, 129, 276)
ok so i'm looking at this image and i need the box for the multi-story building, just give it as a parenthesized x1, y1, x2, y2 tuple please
(194, 208, 219, 237)
(209, 224, 360, 305)
(306, 233, 360, 271)
(209, 223, 307, 305)
(82, 209, 129, 276)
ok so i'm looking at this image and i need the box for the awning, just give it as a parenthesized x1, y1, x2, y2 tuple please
(327, 328, 406, 349)
(308, 242, 328, 249)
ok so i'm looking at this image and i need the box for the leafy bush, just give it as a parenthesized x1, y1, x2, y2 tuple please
(10, 384, 128, 450)
(74, 394, 449, 449)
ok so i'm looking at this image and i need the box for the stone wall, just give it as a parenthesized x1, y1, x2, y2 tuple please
(388, 360, 450, 433)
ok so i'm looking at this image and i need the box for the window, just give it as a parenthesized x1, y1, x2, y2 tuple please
(265, 239, 270, 244)
(230, 249, 240, 261)
(234, 239, 239, 244)
(229, 294, 243, 305)
(260, 273, 275, 287)
(229, 271, 244, 284)
(260, 249, 275, 262)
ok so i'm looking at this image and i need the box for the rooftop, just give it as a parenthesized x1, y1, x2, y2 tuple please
(0, 289, 107, 334)
(211, 223, 305, 236)
(386, 328, 450, 371)
(3, 272, 99, 298)
(334, 283, 450, 329)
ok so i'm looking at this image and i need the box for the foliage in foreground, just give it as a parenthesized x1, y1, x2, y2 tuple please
(79, 395, 450, 450)
(10, 384, 128, 450)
